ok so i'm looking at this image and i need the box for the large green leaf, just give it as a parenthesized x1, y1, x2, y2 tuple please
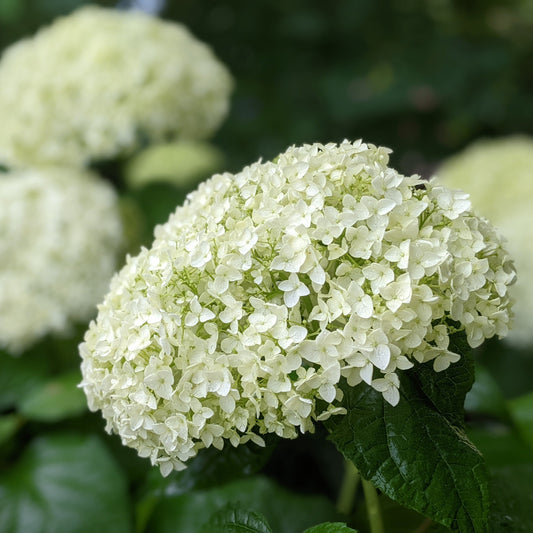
(410, 332, 474, 428)
(145, 476, 339, 533)
(199, 503, 273, 533)
(0, 433, 131, 533)
(18, 371, 87, 422)
(326, 350, 488, 533)
(303, 523, 358, 533)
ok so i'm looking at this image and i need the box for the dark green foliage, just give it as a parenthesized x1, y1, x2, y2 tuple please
(18, 371, 87, 422)
(136, 437, 277, 531)
(326, 335, 490, 532)
(488, 465, 533, 533)
(144, 476, 339, 533)
(304, 523, 358, 533)
(411, 332, 474, 427)
(162, 0, 533, 177)
(0, 433, 131, 533)
(0, 350, 51, 411)
(199, 504, 273, 533)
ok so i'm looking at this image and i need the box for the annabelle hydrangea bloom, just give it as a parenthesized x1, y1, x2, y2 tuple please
(0, 168, 123, 353)
(0, 6, 232, 168)
(437, 136, 532, 347)
(80, 140, 515, 476)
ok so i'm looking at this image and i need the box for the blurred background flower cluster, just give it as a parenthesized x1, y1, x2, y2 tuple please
(0, 1, 532, 532)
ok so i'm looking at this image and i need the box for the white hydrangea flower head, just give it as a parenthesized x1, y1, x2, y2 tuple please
(437, 136, 533, 347)
(80, 140, 515, 476)
(0, 168, 123, 353)
(0, 6, 232, 168)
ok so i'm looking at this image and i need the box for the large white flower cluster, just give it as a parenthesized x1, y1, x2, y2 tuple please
(0, 6, 232, 168)
(437, 136, 533, 347)
(80, 140, 515, 476)
(0, 168, 123, 353)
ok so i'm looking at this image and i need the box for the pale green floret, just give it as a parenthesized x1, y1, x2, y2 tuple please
(437, 136, 533, 347)
(80, 140, 515, 476)
(0, 168, 123, 354)
(0, 6, 232, 168)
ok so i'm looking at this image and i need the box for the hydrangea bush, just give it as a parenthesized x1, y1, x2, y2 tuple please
(80, 140, 515, 476)
(437, 136, 533, 347)
(0, 6, 232, 168)
(0, 167, 123, 354)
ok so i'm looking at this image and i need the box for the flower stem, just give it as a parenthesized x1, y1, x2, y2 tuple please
(337, 459, 360, 515)
(362, 477, 385, 533)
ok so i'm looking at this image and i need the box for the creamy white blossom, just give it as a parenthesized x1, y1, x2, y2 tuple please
(0, 168, 123, 353)
(80, 140, 515, 475)
(437, 136, 532, 347)
(0, 6, 232, 168)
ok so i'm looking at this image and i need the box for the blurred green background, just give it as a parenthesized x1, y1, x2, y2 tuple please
(2, 0, 532, 177)
(1, 2, 532, 532)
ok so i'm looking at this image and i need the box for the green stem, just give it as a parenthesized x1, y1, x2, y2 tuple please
(362, 477, 385, 533)
(337, 459, 360, 515)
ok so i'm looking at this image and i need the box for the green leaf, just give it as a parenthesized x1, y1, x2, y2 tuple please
(489, 464, 533, 533)
(508, 392, 533, 450)
(326, 359, 489, 533)
(0, 350, 50, 411)
(199, 503, 273, 533)
(0, 433, 131, 533)
(18, 371, 87, 422)
(145, 476, 339, 533)
(303, 523, 358, 532)
(410, 331, 474, 428)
